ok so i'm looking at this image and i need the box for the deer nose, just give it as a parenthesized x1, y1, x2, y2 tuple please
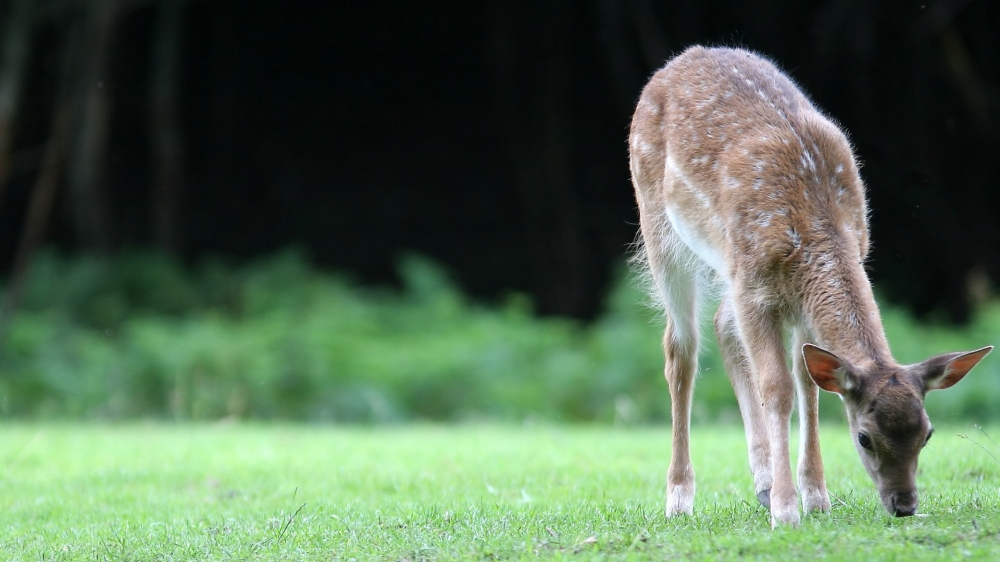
(891, 492, 918, 517)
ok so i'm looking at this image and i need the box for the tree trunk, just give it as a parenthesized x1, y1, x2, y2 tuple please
(591, 0, 641, 111)
(149, 0, 185, 252)
(0, 23, 81, 343)
(67, 0, 115, 252)
(537, 0, 586, 315)
(0, 0, 35, 211)
(487, 1, 588, 316)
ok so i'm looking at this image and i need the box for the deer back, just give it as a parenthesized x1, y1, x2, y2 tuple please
(631, 47, 871, 304)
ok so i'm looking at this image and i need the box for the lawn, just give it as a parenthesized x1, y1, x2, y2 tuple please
(0, 423, 998, 560)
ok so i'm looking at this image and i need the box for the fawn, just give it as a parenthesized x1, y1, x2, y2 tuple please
(628, 45, 992, 527)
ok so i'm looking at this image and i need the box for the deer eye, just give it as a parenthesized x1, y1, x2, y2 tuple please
(923, 428, 934, 447)
(858, 432, 873, 450)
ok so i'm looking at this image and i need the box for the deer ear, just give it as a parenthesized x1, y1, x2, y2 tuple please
(802, 343, 857, 395)
(919, 346, 992, 391)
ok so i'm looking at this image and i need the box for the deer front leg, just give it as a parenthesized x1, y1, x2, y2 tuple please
(715, 296, 772, 507)
(791, 328, 831, 513)
(734, 301, 798, 527)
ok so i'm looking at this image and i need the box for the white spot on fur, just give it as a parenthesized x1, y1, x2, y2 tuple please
(787, 228, 801, 248)
(818, 254, 836, 273)
(847, 311, 859, 329)
(692, 187, 712, 208)
(634, 139, 656, 157)
(801, 150, 817, 172)
(696, 95, 718, 109)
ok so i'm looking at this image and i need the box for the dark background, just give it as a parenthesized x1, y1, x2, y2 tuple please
(1, 0, 998, 321)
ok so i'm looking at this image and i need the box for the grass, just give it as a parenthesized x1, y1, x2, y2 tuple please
(0, 424, 998, 560)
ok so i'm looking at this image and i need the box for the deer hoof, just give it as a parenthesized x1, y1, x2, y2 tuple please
(802, 490, 831, 513)
(770, 506, 801, 528)
(666, 483, 694, 516)
(756, 488, 771, 508)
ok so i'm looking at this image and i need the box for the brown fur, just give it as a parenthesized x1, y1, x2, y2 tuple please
(629, 46, 991, 527)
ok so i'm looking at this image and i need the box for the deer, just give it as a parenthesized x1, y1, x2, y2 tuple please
(628, 45, 992, 527)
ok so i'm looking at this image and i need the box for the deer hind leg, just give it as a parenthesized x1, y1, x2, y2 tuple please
(640, 218, 700, 517)
(791, 327, 831, 513)
(732, 297, 799, 527)
(660, 266, 699, 517)
(714, 294, 772, 507)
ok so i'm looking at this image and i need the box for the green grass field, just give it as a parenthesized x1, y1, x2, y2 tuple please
(1, 423, 998, 561)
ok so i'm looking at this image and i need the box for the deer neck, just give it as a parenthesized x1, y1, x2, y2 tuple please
(797, 246, 895, 371)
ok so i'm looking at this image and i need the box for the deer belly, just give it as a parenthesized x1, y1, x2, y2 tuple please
(664, 204, 728, 275)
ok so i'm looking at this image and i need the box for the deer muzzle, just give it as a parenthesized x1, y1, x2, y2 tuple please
(884, 489, 918, 517)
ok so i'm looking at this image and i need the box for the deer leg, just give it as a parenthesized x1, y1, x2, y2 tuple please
(791, 328, 831, 513)
(662, 289, 699, 517)
(715, 295, 772, 507)
(733, 300, 798, 527)
(641, 223, 700, 516)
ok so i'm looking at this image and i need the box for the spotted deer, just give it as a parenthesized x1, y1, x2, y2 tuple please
(628, 45, 992, 527)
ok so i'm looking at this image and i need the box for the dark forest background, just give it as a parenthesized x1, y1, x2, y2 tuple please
(1, 0, 998, 322)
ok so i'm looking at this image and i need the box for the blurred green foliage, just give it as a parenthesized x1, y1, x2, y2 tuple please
(0, 250, 997, 423)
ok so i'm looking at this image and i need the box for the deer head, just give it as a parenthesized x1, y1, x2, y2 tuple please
(803, 343, 992, 516)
